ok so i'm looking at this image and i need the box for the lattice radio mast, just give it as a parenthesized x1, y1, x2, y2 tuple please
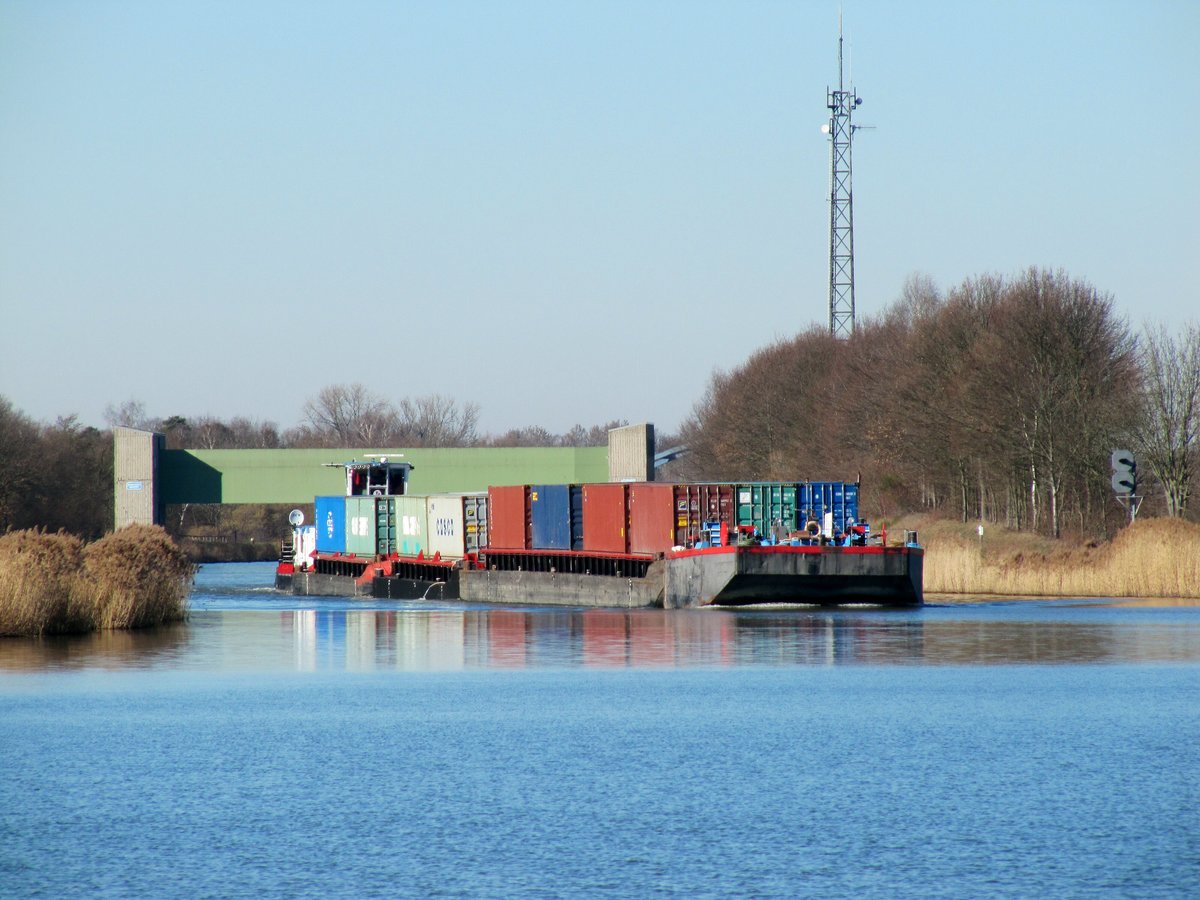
(825, 17, 862, 337)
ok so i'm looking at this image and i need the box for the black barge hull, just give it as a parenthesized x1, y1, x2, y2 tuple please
(277, 545, 922, 608)
(664, 545, 924, 608)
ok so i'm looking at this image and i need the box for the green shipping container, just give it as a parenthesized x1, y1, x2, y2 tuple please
(345, 496, 381, 556)
(735, 483, 800, 538)
(393, 495, 429, 557)
(344, 496, 403, 557)
(374, 496, 396, 556)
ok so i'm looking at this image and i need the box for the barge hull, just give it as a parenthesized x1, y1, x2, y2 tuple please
(460, 564, 664, 608)
(289, 571, 373, 597)
(374, 569, 459, 600)
(279, 548, 922, 608)
(664, 546, 923, 608)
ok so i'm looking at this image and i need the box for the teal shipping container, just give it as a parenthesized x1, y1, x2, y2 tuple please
(393, 495, 429, 556)
(345, 496, 381, 556)
(735, 483, 800, 537)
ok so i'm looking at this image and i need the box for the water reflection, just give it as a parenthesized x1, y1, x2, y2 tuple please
(4, 606, 1198, 673)
(238, 607, 1200, 671)
(0, 623, 190, 672)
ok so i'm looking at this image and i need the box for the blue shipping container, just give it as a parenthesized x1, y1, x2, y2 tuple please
(844, 482, 860, 523)
(530, 484, 583, 550)
(315, 495, 347, 553)
(797, 482, 860, 535)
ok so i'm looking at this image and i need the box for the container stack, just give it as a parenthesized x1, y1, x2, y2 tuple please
(484, 481, 861, 556)
(311, 492, 488, 560)
(309, 481, 860, 562)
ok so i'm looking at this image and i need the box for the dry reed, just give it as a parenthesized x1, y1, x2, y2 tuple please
(0, 525, 193, 636)
(0, 530, 89, 636)
(922, 517, 1200, 598)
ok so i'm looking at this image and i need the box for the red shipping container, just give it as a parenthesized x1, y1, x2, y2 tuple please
(672, 483, 736, 546)
(628, 483, 677, 554)
(582, 483, 629, 554)
(488, 485, 531, 550)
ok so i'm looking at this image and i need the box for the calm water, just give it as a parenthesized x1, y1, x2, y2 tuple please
(2, 563, 1198, 898)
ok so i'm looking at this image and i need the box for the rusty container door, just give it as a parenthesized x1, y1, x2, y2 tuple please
(487, 485, 531, 550)
(628, 482, 677, 555)
(582, 483, 629, 554)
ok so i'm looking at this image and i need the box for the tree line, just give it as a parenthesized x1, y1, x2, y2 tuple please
(0, 390, 631, 539)
(106, 389, 628, 452)
(4, 265, 1196, 542)
(0, 401, 113, 540)
(675, 267, 1200, 537)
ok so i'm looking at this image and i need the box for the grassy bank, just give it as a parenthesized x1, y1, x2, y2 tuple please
(912, 516, 1200, 599)
(0, 525, 194, 637)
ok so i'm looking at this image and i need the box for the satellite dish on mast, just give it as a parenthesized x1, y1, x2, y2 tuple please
(288, 509, 304, 527)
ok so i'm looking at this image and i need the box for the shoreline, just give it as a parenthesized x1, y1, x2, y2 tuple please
(926, 592, 1200, 606)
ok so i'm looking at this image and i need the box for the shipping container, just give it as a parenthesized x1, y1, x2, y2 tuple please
(797, 481, 860, 536)
(295, 524, 316, 567)
(393, 495, 429, 556)
(488, 485, 531, 551)
(671, 483, 736, 547)
(426, 493, 488, 559)
(628, 483, 677, 554)
(315, 495, 347, 553)
(345, 494, 381, 556)
(463, 493, 488, 554)
(530, 484, 583, 550)
(735, 482, 800, 538)
(374, 495, 396, 556)
(582, 483, 629, 554)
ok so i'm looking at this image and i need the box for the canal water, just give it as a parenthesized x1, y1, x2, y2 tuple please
(2, 563, 1198, 898)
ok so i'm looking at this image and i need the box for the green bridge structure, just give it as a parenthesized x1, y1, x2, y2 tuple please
(113, 425, 655, 528)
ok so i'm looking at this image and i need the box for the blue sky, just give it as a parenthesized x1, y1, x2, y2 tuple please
(2, 0, 1197, 436)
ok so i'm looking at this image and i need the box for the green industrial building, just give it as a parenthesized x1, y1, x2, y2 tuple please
(114, 425, 655, 528)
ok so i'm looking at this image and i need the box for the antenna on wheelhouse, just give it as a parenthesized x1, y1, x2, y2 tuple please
(824, 13, 863, 337)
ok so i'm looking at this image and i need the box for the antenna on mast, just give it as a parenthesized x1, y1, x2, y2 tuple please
(824, 13, 862, 337)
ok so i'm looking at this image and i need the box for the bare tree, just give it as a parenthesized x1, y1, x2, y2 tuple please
(490, 425, 558, 448)
(189, 416, 234, 450)
(395, 394, 480, 447)
(104, 398, 155, 430)
(0, 397, 41, 531)
(561, 420, 629, 447)
(971, 269, 1138, 537)
(226, 417, 282, 449)
(0, 399, 112, 538)
(302, 384, 393, 445)
(1135, 323, 1200, 517)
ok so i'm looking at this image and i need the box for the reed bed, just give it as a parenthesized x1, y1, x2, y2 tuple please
(0, 525, 193, 636)
(922, 517, 1200, 598)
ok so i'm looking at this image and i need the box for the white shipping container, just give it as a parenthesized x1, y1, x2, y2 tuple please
(426, 493, 487, 559)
